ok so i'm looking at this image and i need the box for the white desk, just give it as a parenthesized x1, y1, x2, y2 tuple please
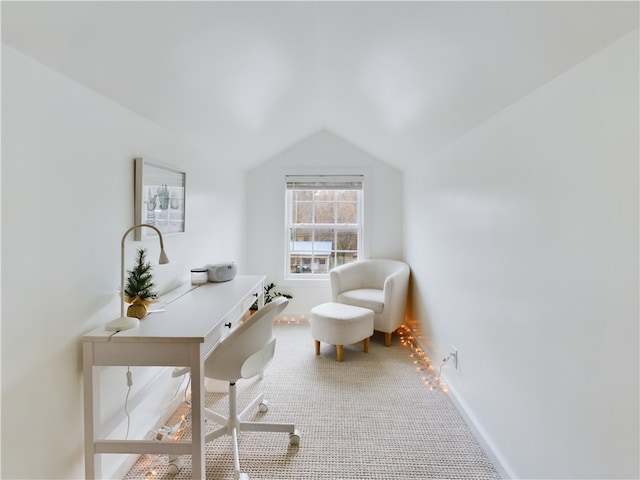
(83, 275, 265, 479)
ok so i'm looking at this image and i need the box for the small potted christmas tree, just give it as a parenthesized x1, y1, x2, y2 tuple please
(250, 282, 293, 312)
(124, 248, 158, 319)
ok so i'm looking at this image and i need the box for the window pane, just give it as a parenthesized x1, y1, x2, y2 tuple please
(314, 190, 334, 201)
(336, 190, 357, 201)
(290, 229, 315, 274)
(290, 228, 313, 243)
(336, 201, 357, 223)
(334, 251, 358, 268)
(336, 229, 358, 251)
(290, 257, 312, 274)
(315, 228, 335, 243)
(314, 202, 334, 224)
(292, 200, 312, 223)
(294, 190, 313, 201)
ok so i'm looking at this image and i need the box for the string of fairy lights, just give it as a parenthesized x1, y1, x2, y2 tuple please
(140, 376, 191, 478)
(397, 325, 449, 393)
(273, 314, 308, 325)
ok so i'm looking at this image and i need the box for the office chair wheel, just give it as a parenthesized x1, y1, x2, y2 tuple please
(258, 400, 269, 413)
(167, 456, 183, 475)
(289, 430, 301, 445)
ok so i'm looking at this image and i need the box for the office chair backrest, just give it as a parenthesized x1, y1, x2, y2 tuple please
(205, 297, 289, 382)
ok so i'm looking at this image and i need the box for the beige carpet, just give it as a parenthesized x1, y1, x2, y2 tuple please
(125, 322, 501, 480)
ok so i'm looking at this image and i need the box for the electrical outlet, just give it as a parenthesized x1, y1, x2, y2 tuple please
(450, 346, 458, 369)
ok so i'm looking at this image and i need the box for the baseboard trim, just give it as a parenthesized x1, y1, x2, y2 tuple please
(405, 325, 514, 479)
(442, 378, 515, 479)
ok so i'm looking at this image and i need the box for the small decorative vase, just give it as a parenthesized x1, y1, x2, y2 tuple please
(126, 297, 152, 319)
(146, 209, 155, 225)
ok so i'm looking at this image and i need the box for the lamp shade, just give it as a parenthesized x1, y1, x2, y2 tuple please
(159, 248, 170, 265)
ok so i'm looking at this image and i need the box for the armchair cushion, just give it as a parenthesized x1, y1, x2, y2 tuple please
(337, 289, 384, 314)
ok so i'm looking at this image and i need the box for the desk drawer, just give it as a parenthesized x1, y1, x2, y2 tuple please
(218, 303, 243, 341)
(206, 282, 263, 349)
(242, 287, 261, 312)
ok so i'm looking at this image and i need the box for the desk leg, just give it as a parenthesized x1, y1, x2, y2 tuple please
(83, 342, 101, 479)
(190, 345, 206, 479)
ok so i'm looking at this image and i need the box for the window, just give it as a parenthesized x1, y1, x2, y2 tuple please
(286, 175, 363, 278)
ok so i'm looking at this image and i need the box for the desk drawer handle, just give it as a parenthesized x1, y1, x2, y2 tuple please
(224, 322, 232, 329)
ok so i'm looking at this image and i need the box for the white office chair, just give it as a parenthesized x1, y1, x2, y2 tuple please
(202, 297, 300, 480)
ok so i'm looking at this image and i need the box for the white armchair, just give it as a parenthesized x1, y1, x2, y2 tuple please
(329, 259, 410, 347)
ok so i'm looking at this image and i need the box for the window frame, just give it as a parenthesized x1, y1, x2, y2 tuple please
(284, 174, 366, 281)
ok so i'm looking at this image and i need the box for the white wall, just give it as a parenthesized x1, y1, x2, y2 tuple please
(1, 45, 246, 479)
(246, 130, 404, 314)
(404, 30, 639, 479)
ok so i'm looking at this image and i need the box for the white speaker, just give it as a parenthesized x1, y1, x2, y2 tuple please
(207, 262, 238, 282)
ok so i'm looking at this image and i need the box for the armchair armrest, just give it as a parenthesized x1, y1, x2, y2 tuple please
(330, 262, 364, 301)
(382, 264, 410, 328)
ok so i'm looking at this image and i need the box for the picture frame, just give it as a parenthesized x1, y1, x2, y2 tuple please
(134, 158, 186, 240)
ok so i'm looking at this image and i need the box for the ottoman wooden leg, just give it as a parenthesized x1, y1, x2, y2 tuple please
(336, 345, 344, 362)
(363, 337, 370, 353)
(314, 340, 320, 356)
(385, 332, 392, 347)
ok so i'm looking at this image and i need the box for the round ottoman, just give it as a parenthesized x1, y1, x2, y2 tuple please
(310, 302, 374, 362)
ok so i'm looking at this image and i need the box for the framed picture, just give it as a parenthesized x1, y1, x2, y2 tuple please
(134, 158, 186, 240)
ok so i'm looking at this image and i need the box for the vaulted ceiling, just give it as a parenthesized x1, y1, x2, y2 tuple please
(2, 1, 638, 171)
